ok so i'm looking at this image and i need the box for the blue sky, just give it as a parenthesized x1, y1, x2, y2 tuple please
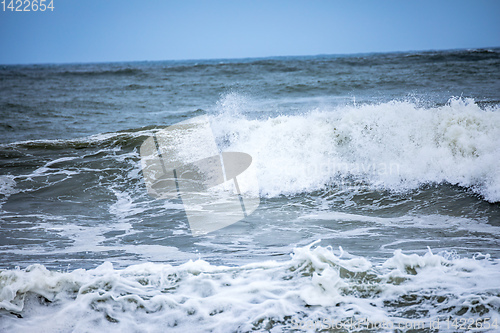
(1, 0, 499, 64)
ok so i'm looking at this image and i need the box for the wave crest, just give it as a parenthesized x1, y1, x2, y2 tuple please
(210, 97, 500, 201)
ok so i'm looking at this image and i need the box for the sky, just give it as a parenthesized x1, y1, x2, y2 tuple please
(0, 0, 499, 65)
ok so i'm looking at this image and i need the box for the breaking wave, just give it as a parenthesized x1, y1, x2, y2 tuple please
(210, 96, 500, 202)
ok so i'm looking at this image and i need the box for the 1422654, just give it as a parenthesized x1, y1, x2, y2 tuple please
(1, 0, 54, 12)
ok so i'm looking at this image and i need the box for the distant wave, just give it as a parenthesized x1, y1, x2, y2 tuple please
(59, 67, 143, 77)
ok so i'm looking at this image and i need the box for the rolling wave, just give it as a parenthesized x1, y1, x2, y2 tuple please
(210, 97, 500, 202)
(2, 97, 499, 202)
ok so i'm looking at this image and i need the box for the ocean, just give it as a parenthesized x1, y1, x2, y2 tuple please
(1, 48, 499, 332)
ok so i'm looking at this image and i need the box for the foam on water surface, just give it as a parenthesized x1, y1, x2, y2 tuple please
(210, 97, 500, 202)
(1, 50, 499, 332)
(1, 242, 499, 332)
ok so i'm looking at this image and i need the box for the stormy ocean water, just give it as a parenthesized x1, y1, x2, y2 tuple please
(1, 49, 500, 332)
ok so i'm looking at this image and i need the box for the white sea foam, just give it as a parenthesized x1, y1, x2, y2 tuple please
(0, 175, 17, 200)
(209, 96, 500, 201)
(1, 243, 499, 332)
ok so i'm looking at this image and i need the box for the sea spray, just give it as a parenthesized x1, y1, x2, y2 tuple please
(210, 97, 500, 201)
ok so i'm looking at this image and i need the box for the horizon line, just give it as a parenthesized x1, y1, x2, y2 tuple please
(1, 45, 499, 67)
